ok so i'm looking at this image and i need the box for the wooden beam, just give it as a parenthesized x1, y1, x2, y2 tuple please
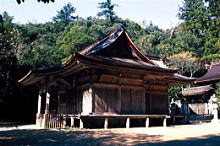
(59, 78, 72, 86)
(93, 83, 144, 90)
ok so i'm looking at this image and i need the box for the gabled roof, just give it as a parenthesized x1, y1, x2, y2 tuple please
(196, 63, 220, 84)
(80, 27, 156, 65)
(19, 26, 194, 85)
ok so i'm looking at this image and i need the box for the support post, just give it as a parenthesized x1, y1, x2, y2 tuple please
(37, 94, 42, 114)
(45, 92, 50, 114)
(173, 117, 176, 125)
(163, 117, 167, 127)
(104, 118, 109, 129)
(145, 118, 149, 128)
(80, 118, 84, 129)
(126, 118, 130, 129)
(71, 117, 75, 128)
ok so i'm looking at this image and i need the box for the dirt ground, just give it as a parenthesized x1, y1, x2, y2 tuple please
(0, 123, 220, 146)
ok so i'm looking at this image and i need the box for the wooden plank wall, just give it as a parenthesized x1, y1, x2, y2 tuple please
(149, 93, 168, 114)
(94, 87, 120, 113)
(121, 88, 145, 114)
(58, 87, 82, 114)
(94, 86, 145, 114)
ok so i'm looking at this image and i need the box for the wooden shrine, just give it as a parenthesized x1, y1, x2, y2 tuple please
(19, 27, 194, 129)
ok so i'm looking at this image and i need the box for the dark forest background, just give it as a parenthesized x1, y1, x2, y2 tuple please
(0, 0, 219, 122)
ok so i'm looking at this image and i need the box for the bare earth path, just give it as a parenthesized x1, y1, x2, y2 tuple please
(0, 123, 220, 145)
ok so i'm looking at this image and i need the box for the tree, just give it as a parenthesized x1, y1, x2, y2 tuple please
(53, 3, 77, 24)
(168, 51, 201, 77)
(59, 25, 94, 58)
(178, 0, 209, 37)
(204, 0, 220, 55)
(16, 0, 54, 4)
(97, 0, 118, 23)
(0, 12, 18, 109)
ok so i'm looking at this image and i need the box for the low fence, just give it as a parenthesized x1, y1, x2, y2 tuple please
(45, 114, 66, 129)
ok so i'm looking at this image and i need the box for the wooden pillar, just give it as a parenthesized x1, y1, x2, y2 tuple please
(145, 118, 149, 128)
(37, 94, 42, 114)
(126, 118, 130, 129)
(80, 118, 84, 129)
(163, 117, 167, 127)
(104, 118, 109, 129)
(71, 117, 75, 128)
(173, 117, 176, 125)
(45, 92, 50, 114)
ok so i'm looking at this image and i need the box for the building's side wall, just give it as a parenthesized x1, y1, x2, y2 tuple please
(94, 86, 120, 113)
(58, 87, 82, 114)
(93, 84, 168, 115)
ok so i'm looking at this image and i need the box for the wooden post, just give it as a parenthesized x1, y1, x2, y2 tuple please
(37, 94, 42, 114)
(173, 117, 176, 125)
(126, 118, 130, 129)
(104, 118, 109, 129)
(163, 117, 167, 127)
(71, 117, 75, 128)
(145, 118, 149, 128)
(80, 118, 84, 129)
(45, 92, 50, 114)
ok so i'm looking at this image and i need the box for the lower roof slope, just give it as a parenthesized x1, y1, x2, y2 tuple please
(196, 63, 220, 84)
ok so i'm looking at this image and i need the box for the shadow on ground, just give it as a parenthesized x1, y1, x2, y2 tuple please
(0, 129, 219, 146)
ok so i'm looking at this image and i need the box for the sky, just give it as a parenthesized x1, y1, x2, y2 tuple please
(0, 0, 183, 30)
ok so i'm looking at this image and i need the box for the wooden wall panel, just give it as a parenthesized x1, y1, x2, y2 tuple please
(94, 86, 119, 113)
(121, 88, 132, 114)
(58, 93, 66, 114)
(131, 89, 145, 114)
(94, 87, 107, 113)
(108, 88, 119, 113)
(150, 93, 168, 114)
(58, 88, 82, 115)
(121, 88, 145, 114)
(145, 93, 150, 114)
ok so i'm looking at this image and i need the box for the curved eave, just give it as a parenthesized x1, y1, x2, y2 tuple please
(167, 74, 196, 86)
(18, 53, 80, 85)
(195, 77, 220, 84)
(75, 53, 178, 74)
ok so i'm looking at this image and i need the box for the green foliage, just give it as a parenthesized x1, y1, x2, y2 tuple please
(168, 86, 182, 101)
(53, 3, 77, 24)
(178, 0, 209, 37)
(59, 25, 94, 57)
(0, 12, 18, 104)
(97, 0, 118, 24)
